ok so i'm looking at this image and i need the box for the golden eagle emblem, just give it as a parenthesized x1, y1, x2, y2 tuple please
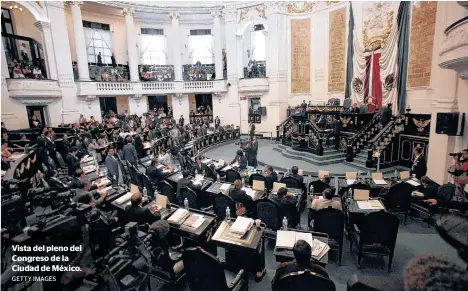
(413, 118, 430, 132)
(340, 116, 352, 128)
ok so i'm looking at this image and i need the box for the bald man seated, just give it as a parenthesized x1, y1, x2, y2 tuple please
(125, 193, 161, 224)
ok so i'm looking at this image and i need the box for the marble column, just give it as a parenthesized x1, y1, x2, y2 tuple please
(69, 1, 90, 81)
(123, 8, 139, 82)
(236, 35, 244, 79)
(169, 12, 182, 81)
(211, 11, 224, 80)
(172, 94, 190, 123)
(34, 21, 58, 80)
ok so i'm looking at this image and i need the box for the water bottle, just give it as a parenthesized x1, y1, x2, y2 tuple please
(394, 170, 398, 179)
(282, 217, 288, 230)
(143, 187, 147, 196)
(225, 206, 231, 220)
(184, 198, 189, 209)
(367, 171, 371, 179)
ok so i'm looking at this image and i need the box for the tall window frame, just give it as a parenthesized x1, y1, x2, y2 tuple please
(83, 21, 113, 64)
(252, 30, 266, 61)
(189, 29, 213, 64)
(140, 28, 166, 65)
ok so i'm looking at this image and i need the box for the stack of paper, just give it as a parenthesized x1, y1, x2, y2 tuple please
(95, 178, 111, 187)
(167, 209, 190, 224)
(114, 192, 133, 205)
(98, 186, 112, 193)
(312, 239, 330, 260)
(183, 214, 205, 229)
(241, 187, 256, 199)
(346, 179, 356, 185)
(407, 179, 421, 187)
(83, 165, 96, 174)
(230, 217, 254, 238)
(219, 183, 231, 191)
(373, 179, 387, 185)
(276, 231, 297, 249)
(81, 155, 93, 163)
(232, 162, 239, 168)
(357, 200, 384, 210)
(202, 158, 212, 164)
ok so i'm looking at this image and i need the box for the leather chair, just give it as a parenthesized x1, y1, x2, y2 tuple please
(213, 194, 237, 221)
(275, 270, 336, 291)
(249, 173, 267, 186)
(281, 176, 301, 189)
(379, 181, 414, 224)
(149, 235, 186, 285)
(312, 207, 345, 265)
(255, 198, 283, 238)
(140, 173, 155, 197)
(180, 187, 200, 209)
(225, 169, 241, 183)
(349, 210, 399, 272)
(159, 180, 178, 205)
(182, 247, 249, 291)
(310, 180, 331, 194)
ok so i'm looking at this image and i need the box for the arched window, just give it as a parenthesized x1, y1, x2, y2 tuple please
(140, 34, 166, 65)
(252, 30, 266, 61)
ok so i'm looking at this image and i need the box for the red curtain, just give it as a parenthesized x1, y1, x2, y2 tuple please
(371, 53, 383, 109)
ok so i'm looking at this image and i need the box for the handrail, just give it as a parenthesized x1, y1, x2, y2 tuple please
(308, 119, 323, 153)
(350, 111, 381, 143)
(369, 117, 399, 144)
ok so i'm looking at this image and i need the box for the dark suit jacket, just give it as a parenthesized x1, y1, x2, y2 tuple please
(231, 155, 248, 170)
(47, 177, 69, 191)
(122, 143, 138, 164)
(288, 173, 304, 185)
(421, 184, 438, 199)
(192, 162, 207, 176)
(66, 153, 81, 176)
(147, 165, 163, 184)
(177, 177, 202, 201)
(269, 194, 298, 227)
(411, 155, 427, 180)
(228, 187, 253, 214)
(105, 155, 119, 182)
(271, 260, 329, 291)
(351, 107, 361, 114)
(125, 204, 161, 224)
(381, 107, 392, 126)
(265, 171, 278, 190)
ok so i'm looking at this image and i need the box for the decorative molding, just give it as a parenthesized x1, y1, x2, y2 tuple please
(85, 95, 96, 109)
(6, 79, 62, 98)
(47, 1, 65, 9)
(439, 19, 468, 55)
(58, 74, 76, 89)
(223, 8, 237, 22)
(34, 21, 51, 31)
(238, 78, 269, 94)
(68, 1, 84, 7)
(439, 57, 468, 80)
(17, 97, 60, 105)
(265, 2, 288, 15)
(287, 2, 315, 14)
(362, 3, 394, 51)
(122, 7, 135, 17)
(169, 12, 180, 20)
(211, 10, 223, 19)
(1, 112, 19, 120)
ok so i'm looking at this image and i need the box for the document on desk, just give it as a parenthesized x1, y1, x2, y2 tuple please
(407, 179, 421, 187)
(83, 165, 96, 174)
(114, 192, 133, 205)
(230, 217, 253, 237)
(357, 200, 384, 210)
(373, 179, 387, 185)
(295, 232, 313, 247)
(223, 165, 232, 171)
(276, 231, 296, 249)
(312, 239, 330, 260)
(241, 187, 256, 199)
(346, 179, 356, 185)
(95, 178, 111, 187)
(162, 169, 171, 174)
(182, 214, 205, 229)
(167, 209, 190, 224)
(202, 158, 212, 164)
(219, 183, 231, 191)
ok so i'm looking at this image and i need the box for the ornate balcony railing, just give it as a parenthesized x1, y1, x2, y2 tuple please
(238, 77, 269, 93)
(439, 16, 468, 79)
(6, 79, 61, 104)
(76, 80, 227, 96)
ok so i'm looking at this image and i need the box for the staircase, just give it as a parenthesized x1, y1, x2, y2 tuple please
(272, 144, 345, 166)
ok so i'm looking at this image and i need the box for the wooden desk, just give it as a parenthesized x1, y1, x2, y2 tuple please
(273, 231, 329, 267)
(206, 182, 264, 200)
(211, 220, 266, 275)
(166, 208, 216, 243)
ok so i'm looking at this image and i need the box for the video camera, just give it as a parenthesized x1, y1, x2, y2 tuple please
(449, 152, 463, 158)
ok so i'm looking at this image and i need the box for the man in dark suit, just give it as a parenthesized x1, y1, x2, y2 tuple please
(177, 170, 202, 202)
(350, 103, 361, 113)
(326, 115, 341, 150)
(74, 180, 107, 208)
(46, 170, 69, 191)
(105, 147, 119, 185)
(231, 150, 248, 171)
(122, 136, 139, 167)
(249, 122, 256, 140)
(269, 187, 299, 228)
(179, 115, 184, 127)
(264, 165, 278, 191)
(301, 100, 307, 110)
(411, 147, 427, 180)
(228, 179, 254, 215)
(147, 159, 163, 185)
(125, 193, 161, 224)
(381, 103, 393, 127)
(192, 156, 208, 176)
(215, 116, 221, 129)
(66, 147, 81, 176)
(271, 240, 330, 290)
(69, 168, 98, 191)
(288, 166, 304, 185)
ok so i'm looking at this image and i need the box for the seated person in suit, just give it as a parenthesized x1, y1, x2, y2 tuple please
(46, 170, 69, 191)
(147, 159, 164, 185)
(287, 166, 304, 185)
(419, 176, 439, 199)
(312, 175, 332, 193)
(69, 168, 98, 191)
(269, 187, 298, 228)
(271, 240, 330, 290)
(312, 188, 342, 211)
(192, 156, 207, 176)
(264, 165, 278, 191)
(177, 170, 202, 202)
(204, 163, 219, 181)
(149, 220, 184, 275)
(231, 150, 247, 171)
(410, 147, 427, 180)
(228, 179, 254, 216)
(125, 193, 161, 224)
(73, 180, 108, 209)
